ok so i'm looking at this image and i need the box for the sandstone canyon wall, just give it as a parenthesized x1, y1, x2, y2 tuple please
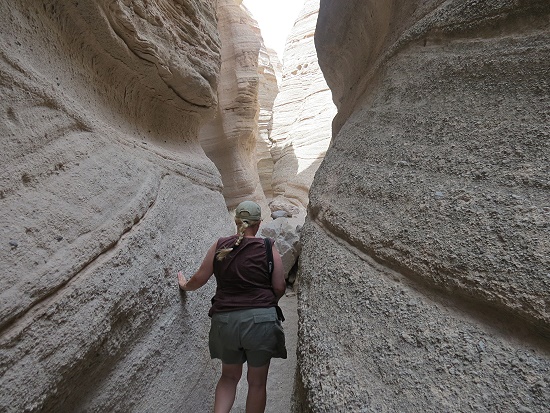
(199, 0, 277, 216)
(270, 0, 336, 211)
(199, 0, 335, 217)
(0, 1, 233, 411)
(296, 0, 550, 411)
(255, 46, 281, 202)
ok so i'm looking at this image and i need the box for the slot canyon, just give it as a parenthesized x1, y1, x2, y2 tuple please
(0, 0, 549, 412)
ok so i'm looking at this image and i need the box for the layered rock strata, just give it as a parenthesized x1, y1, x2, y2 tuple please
(270, 0, 336, 210)
(296, 0, 550, 411)
(256, 46, 281, 201)
(199, 0, 277, 216)
(0, 1, 231, 411)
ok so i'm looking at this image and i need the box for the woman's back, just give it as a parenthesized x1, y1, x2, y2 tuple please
(209, 235, 276, 316)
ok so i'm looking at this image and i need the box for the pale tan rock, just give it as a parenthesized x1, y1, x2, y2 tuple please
(256, 46, 281, 201)
(0, 1, 231, 411)
(260, 218, 302, 281)
(199, 0, 270, 216)
(270, 0, 337, 210)
(298, 1, 550, 411)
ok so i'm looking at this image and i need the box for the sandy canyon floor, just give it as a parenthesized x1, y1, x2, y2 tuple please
(231, 290, 298, 412)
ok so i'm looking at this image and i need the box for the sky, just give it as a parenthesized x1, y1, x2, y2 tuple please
(241, 0, 304, 59)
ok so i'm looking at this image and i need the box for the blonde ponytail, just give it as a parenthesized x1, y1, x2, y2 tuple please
(215, 219, 251, 261)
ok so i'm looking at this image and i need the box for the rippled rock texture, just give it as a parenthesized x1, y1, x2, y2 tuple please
(199, 0, 278, 215)
(270, 0, 336, 211)
(0, 1, 232, 411)
(296, 0, 550, 411)
(256, 46, 281, 202)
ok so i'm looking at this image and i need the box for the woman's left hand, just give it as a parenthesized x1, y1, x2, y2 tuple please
(177, 271, 188, 290)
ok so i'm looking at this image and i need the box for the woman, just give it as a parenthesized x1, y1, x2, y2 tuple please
(177, 200, 287, 413)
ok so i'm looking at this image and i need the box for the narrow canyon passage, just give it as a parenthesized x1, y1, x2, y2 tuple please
(1, 0, 549, 412)
(232, 292, 299, 413)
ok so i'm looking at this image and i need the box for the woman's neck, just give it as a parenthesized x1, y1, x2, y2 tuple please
(242, 228, 259, 238)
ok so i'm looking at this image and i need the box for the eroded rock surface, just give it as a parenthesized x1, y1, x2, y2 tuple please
(270, 0, 336, 211)
(256, 46, 281, 201)
(199, 0, 277, 215)
(260, 218, 302, 283)
(0, 1, 231, 411)
(297, 0, 550, 411)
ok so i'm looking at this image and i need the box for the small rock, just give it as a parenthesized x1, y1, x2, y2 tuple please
(9, 240, 18, 249)
(401, 332, 416, 345)
(271, 210, 291, 219)
(55, 236, 63, 242)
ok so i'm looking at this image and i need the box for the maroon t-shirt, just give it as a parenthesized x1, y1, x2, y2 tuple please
(209, 235, 276, 316)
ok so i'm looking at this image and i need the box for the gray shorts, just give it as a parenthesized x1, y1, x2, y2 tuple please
(209, 307, 287, 367)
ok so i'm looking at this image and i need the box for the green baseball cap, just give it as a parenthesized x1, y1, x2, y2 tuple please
(235, 200, 262, 222)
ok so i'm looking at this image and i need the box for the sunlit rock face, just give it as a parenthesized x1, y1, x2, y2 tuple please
(270, 0, 337, 211)
(0, 1, 231, 411)
(256, 46, 281, 201)
(297, 0, 550, 411)
(200, 0, 277, 215)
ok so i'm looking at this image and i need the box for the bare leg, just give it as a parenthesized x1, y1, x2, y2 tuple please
(214, 363, 243, 413)
(245, 362, 270, 413)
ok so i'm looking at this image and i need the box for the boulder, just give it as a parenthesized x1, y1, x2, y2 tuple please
(260, 219, 302, 282)
(269, 195, 301, 217)
(271, 210, 292, 219)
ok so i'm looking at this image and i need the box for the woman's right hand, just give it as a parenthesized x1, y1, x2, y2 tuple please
(177, 271, 188, 290)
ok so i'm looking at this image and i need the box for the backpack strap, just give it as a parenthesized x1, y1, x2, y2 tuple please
(264, 237, 285, 321)
(264, 237, 274, 276)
